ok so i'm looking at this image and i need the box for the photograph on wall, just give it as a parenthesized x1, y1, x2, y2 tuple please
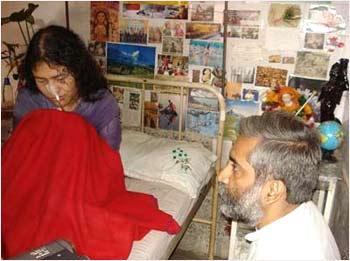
(186, 22, 221, 40)
(242, 88, 259, 103)
(267, 3, 301, 28)
(282, 56, 295, 64)
(158, 93, 186, 131)
(122, 2, 189, 20)
(241, 26, 259, 39)
(129, 92, 140, 110)
(156, 55, 189, 81)
(162, 37, 183, 55)
(91, 1, 119, 42)
(255, 66, 288, 88)
(227, 10, 260, 26)
(111, 86, 125, 104)
(88, 41, 106, 57)
(304, 33, 325, 50)
(163, 21, 185, 37)
(120, 19, 148, 44)
(268, 54, 282, 63)
(190, 65, 214, 84)
(288, 75, 326, 95)
(304, 5, 346, 34)
(191, 2, 214, 22)
(294, 51, 330, 79)
(224, 81, 242, 100)
(186, 108, 219, 137)
(191, 69, 201, 83)
(188, 88, 218, 111)
(189, 40, 223, 68)
(227, 26, 241, 38)
(148, 21, 163, 44)
(230, 66, 255, 84)
(107, 43, 156, 78)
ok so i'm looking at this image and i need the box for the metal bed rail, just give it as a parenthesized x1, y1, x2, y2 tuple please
(106, 74, 226, 259)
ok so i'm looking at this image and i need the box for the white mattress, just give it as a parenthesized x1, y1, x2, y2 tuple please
(125, 172, 211, 260)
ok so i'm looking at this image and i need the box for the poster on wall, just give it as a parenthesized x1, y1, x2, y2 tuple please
(189, 40, 223, 68)
(111, 86, 125, 104)
(120, 19, 148, 44)
(255, 66, 288, 88)
(122, 2, 189, 20)
(191, 2, 214, 22)
(189, 65, 214, 84)
(91, 1, 119, 42)
(186, 108, 219, 137)
(224, 81, 242, 100)
(304, 33, 325, 50)
(156, 55, 189, 81)
(162, 37, 184, 55)
(107, 43, 156, 78)
(186, 22, 221, 40)
(267, 3, 301, 28)
(227, 10, 260, 26)
(294, 51, 330, 79)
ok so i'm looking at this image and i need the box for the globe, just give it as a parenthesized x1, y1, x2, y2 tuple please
(318, 121, 344, 151)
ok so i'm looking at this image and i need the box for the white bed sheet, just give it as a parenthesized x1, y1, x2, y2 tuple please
(125, 168, 213, 260)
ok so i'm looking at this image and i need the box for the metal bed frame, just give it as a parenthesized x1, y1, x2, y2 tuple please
(106, 74, 225, 259)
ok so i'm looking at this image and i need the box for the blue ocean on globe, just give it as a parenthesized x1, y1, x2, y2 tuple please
(318, 121, 344, 151)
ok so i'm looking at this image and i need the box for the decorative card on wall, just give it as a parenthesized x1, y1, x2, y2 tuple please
(115, 87, 142, 127)
(189, 40, 223, 68)
(230, 66, 255, 83)
(294, 51, 330, 79)
(120, 19, 148, 44)
(107, 42, 156, 78)
(191, 2, 214, 22)
(268, 3, 301, 28)
(91, 1, 119, 42)
(156, 54, 189, 81)
(186, 22, 221, 40)
(224, 81, 242, 100)
(255, 66, 288, 88)
(111, 86, 125, 104)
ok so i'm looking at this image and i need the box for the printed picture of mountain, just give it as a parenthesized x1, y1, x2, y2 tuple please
(107, 42, 156, 78)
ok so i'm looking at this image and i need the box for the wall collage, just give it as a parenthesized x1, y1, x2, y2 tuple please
(87, 1, 348, 140)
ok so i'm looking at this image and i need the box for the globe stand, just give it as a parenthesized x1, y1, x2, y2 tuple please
(321, 149, 338, 163)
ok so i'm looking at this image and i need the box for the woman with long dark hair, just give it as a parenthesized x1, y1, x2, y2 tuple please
(15, 25, 121, 150)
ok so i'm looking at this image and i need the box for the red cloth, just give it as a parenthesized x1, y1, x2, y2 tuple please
(2, 109, 180, 259)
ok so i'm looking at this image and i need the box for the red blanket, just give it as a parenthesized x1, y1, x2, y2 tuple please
(2, 109, 180, 259)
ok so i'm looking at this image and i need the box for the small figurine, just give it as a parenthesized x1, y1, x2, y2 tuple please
(318, 58, 349, 162)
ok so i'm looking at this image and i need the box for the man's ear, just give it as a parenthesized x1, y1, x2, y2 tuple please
(261, 179, 286, 205)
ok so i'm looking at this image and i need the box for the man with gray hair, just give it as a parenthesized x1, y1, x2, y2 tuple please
(219, 111, 340, 260)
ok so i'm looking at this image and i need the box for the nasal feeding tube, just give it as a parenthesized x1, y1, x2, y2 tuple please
(46, 82, 64, 111)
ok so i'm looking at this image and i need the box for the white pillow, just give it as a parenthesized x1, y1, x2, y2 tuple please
(120, 130, 217, 198)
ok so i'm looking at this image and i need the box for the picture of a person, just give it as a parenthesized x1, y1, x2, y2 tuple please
(93, 10, 109, 42)
(163, 22, 172, 36)
(174, 23, 184, 37)
(203, 44, 211, 66)
(201, 68, 212, 83)
(160, 99, 178, 126)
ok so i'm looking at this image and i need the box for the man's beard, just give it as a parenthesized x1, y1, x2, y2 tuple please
(219, 181, 264, 227)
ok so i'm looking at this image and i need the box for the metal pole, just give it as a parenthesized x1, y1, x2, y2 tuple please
(221, 1, 229, 97)
(65, 1, 70, 30)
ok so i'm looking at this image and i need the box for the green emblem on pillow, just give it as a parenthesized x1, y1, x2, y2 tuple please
(172, 148, 191, 173)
